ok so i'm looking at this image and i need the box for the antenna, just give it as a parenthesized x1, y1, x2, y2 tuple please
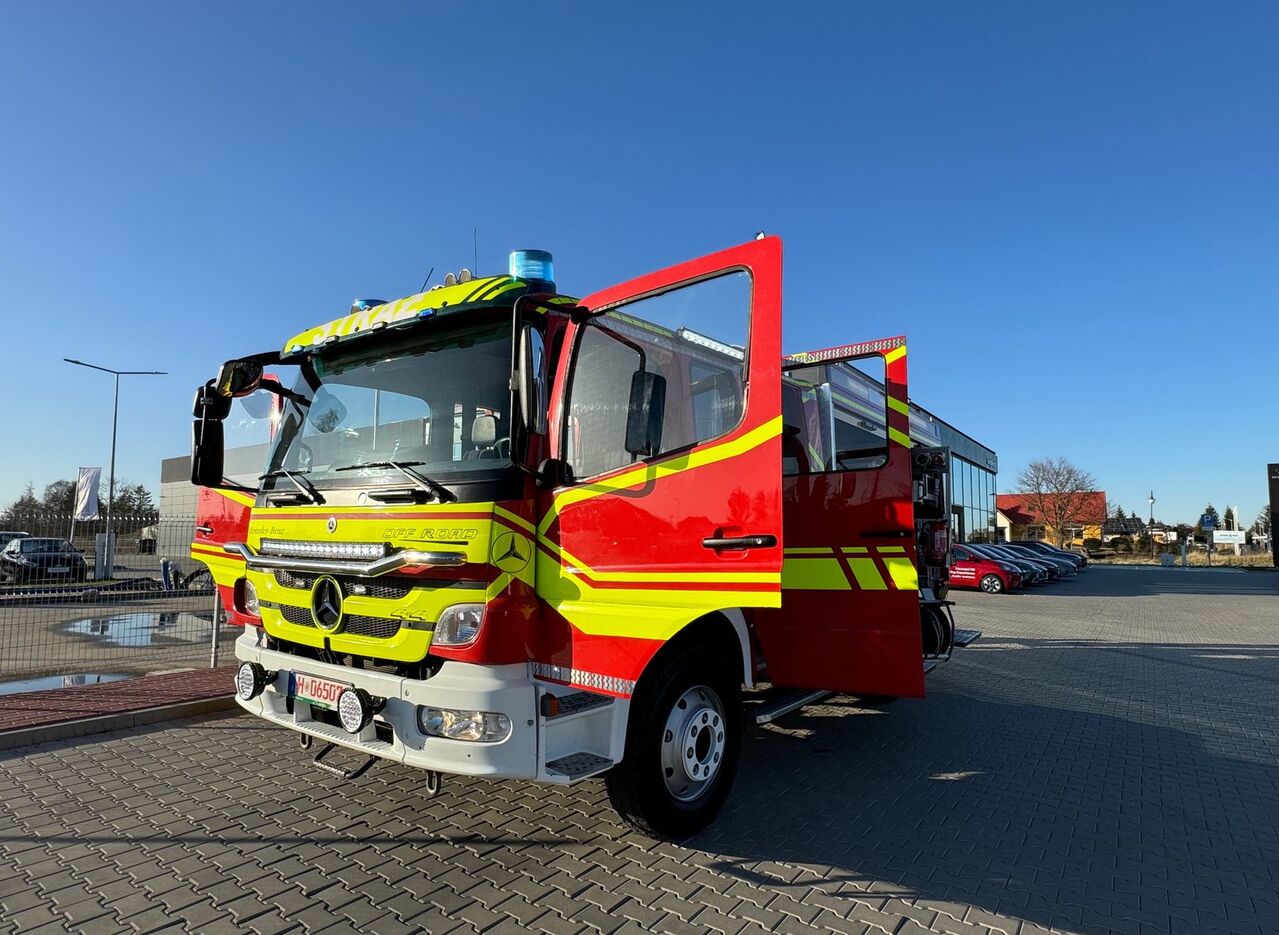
(418, 267, 435, 293)
(473, 228, 479, 276)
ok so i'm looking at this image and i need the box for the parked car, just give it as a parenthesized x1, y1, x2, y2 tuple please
(999, 543, 1076, 576)
(1012, 540, 1088, 569)
(949, 544, 1022, 593)
(983, 544, 1062, 580)
(0, 537, 88, 584)
(966, 543, 1049, 585)
(0, 531, 30, 550)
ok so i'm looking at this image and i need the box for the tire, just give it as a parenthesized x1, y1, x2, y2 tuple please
(605, 645, 742, 840)
(979, 573, 1004, 594)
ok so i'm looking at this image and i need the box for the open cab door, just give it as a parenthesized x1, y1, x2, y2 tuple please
(753, 336, 925, 697)
(534, 238, 784, 693)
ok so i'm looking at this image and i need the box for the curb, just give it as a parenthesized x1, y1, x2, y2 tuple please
(0, 695, 238, 753)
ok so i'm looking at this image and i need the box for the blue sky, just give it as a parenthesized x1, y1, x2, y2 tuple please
(1, 2, 1275, 525)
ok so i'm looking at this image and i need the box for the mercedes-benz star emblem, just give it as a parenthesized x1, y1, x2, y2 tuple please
(491, 531, 531, 574)
(311, 576, 345, 632)
(326, 517, 338, 534)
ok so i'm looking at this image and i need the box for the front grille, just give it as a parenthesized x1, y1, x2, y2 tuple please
(273, 603, 402, 640)
(344, 615, 402, 640)
(278, 604, 314, 627)
(274, 570, 412, 601)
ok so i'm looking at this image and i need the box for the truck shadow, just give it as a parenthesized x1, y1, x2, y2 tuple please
(689, 638, 1279, 935)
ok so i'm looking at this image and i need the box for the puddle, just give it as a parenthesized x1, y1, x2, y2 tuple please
(0, 673, 132, 695)
(65, 611, 214, 647)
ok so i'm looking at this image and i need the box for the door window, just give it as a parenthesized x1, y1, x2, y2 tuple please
(781, 355, 888, 475)
(565, 271, 750, 480)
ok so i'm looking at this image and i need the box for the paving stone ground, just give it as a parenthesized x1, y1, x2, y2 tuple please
(0, 565, 1276, 935)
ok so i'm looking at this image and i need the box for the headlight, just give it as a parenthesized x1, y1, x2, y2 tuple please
(337, 688, 374, 734)
(433, 603, 484, 646)
(417, 707, 511, 743)
(237, 580, 259, 619)
(235, 661, 271, 700)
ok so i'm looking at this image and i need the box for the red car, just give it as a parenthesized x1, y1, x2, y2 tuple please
(948, 544, 1021, 594)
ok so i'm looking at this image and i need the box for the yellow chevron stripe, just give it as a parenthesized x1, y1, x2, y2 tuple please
(846, 557, 888, 590)
(883, 557, 919, 590)
(886, 396, 909, 416)
(781, 557, 850, 590)
(538, 416, 782, 535)
(544, 538, 778, 584)
(884, 345, 907, 365)
(889, 427, 912, 448)
(493, 504, 535, 534)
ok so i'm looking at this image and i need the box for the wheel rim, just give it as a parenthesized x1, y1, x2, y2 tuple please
(981, 576, 1000, 593)
(660, 685, 726, 803)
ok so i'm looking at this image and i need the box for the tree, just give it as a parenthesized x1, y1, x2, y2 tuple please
(1016, 457, 1100, 548)
(0, 484, 42, 527)
(1223, 506, 1236, 530)
(1115, 506, 1127, 521)
(41, 480, 77, 515)
(109, 481, 157, 518)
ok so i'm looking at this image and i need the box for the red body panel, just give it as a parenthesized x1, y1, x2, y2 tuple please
(533, 238, 785, 691)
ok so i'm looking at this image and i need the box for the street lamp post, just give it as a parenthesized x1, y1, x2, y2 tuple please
(63, 359, 165, 577)
(1148, 490, 1156, 559)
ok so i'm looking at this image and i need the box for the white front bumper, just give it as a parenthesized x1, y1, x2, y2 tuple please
(234, 630, 538, 779)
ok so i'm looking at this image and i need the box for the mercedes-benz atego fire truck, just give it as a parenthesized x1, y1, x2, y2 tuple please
(190, 238, 963, 838)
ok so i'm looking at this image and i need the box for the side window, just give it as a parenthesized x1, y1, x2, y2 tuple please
(782, 355, 888, 474)
(565, 272, 749, 481)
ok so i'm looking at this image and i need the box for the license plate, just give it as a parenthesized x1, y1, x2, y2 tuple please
(49, 566, 69, 574)
(289, 672, 349, 711)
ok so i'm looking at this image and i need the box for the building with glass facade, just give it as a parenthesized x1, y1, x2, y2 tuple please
(908, 404, 999, 544)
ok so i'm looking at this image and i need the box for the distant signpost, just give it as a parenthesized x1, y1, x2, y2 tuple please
(1214, 530, 1245, 546)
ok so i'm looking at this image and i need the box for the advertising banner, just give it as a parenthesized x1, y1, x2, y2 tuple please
(1269, 463, 1279, 568)
(74, 467, 101, 521)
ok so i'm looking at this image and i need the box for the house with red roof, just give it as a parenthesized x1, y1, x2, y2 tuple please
(996, 491, 1108, 546)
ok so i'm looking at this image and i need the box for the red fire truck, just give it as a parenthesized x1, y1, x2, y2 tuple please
(190, 237, 965, 838)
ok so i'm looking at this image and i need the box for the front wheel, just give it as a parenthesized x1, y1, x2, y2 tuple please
(979, 573, 1004, 594)
(605, 646, 742, 840)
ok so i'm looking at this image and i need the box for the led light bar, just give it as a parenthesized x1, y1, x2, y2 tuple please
(258, 539, 389, 561)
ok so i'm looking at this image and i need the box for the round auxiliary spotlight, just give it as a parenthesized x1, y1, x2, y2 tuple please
(337, 688, 374, 735)
(235, 662, 270, 701)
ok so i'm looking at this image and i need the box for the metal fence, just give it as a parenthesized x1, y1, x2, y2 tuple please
(0, 514, 230, 690)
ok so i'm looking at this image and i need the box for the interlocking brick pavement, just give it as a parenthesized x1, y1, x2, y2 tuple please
(0, 566, 1276, 935)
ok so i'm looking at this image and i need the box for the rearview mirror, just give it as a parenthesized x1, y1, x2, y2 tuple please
(518, 326, 548, 435)
(215, 359, 264, 398)
(191, 411, 225, 487)
(624, 371, 666, 457)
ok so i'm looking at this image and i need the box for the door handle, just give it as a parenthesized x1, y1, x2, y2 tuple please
(195, 525, 214, 536)
(702, 534, 777, 551)
(862, 530, 910, 539)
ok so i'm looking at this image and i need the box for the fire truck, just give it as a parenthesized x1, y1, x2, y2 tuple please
(190, 237, 964, 838)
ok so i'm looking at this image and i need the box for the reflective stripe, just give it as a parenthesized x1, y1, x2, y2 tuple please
(883, 557, 919, 590)
(889, 427, 912, 448)
(846, 557, 888, 590)
(886, 396, 910, 416)
(781, 557, 851, 590)
(532, 661, 636, 695)
(539, 415, 783, 535)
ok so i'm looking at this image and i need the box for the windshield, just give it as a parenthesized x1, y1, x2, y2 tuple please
(264, 316, 514, 490)
(20, 539, 73, 554)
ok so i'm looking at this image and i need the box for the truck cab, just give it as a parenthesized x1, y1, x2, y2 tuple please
(191, 238, 957, 838)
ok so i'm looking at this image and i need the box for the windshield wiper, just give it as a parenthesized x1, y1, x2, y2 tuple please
(334, 460, 456, 502)
(259, 469, 325, 504)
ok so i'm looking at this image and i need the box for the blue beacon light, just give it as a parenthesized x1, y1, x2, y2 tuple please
(508, 250, 555, 290)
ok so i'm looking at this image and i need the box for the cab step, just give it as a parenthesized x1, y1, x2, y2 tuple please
(545, 751, 613, 781)
(954, 628, 982, 647)
(541, 690, 613, 721)
(748, 687, 832, 725)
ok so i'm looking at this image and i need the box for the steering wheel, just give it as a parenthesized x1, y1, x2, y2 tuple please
(493, 437, 511, 459)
